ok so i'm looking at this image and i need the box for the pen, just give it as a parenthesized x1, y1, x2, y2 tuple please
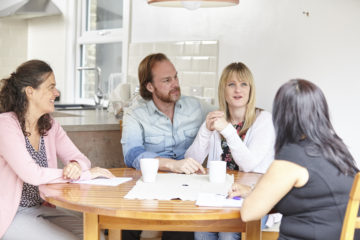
(232, 196, 242, 200)
(225, 194, 242, 200)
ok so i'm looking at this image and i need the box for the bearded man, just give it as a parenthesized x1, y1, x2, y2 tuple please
(120, 53, 213, 240)
(122, 53, 213, 175)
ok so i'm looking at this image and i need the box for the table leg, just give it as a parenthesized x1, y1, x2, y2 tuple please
(108, 229, 121, 240)
(244, 220, 262, 240)
(84, 213, 100, 240)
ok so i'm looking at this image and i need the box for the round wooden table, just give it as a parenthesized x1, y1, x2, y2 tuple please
(39, 168, 263, 240)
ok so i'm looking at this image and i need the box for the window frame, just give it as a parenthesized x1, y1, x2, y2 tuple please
(73, 0, 130, 104)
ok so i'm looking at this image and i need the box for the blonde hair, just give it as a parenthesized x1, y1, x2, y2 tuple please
(218, 62, 257, 136)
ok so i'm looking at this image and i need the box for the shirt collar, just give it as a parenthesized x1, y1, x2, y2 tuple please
(146, 97, 183, 115)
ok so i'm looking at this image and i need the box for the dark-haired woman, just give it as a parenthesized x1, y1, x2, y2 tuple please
(0, 60, 114, 240)
(229, 79, 359, 240)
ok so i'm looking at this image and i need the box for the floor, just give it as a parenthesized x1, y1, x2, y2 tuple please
(106, 230, 279, 240)
(140, 230, 279, 240)
(140, 231, 162, 240)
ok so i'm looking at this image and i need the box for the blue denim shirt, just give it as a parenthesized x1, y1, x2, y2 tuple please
(121, 96, 213, 169)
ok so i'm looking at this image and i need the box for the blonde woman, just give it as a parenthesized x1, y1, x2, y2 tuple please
(185, 62, 276, 240)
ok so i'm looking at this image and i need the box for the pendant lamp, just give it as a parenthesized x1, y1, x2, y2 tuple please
(147, 0, 239, 10)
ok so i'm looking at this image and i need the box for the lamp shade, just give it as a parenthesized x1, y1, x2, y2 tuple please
(147, 0, 239, 9)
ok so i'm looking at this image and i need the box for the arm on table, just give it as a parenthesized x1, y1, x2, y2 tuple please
(122, 112, 205, 174)
(240, 160, 309, 222)
(158, 157, 205, 174)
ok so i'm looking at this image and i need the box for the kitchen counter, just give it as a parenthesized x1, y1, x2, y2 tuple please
(51, 109, 125, 168)
(51, 109, 121, 132)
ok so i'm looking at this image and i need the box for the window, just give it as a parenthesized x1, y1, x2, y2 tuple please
(76, 0, 129, 104)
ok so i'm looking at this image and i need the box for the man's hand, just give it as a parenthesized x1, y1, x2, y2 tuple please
(63, 161, 82, 180)
(170, 158, 206, 174)
(206, 111, 225, 131)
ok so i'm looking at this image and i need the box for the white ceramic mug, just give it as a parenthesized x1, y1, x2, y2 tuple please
(208, 160, 226, 183)
(140, 158, 159, 183)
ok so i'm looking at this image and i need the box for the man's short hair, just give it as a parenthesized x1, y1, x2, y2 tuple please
(138, 53, 170, 100)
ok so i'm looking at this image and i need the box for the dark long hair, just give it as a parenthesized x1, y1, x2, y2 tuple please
(272, 79, 358, 175)
(0, 60, 53, 136)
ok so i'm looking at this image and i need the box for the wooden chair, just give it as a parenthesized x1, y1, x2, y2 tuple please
(262, 230, 279, 240)
(241, 231, 279, 240)
(340, 172, 360, 240)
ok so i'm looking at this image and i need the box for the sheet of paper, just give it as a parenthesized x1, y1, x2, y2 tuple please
(196, 192, 243, 208)
(72, 177, 132, 186)
(124, 173, 234, 201)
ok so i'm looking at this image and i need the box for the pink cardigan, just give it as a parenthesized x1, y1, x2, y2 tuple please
(0, 112, 92, 238)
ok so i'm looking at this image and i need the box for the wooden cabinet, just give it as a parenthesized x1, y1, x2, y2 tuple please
(53, 110, 125, 168)
(67, 129, 125, 168)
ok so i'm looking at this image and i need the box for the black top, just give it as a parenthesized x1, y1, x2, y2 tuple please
(19, 136, 48, 207)
(274, 140, 355, 240)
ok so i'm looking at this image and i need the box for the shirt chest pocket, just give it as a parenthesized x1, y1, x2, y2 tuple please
(184, 128, 198, 149)
(144, 135, 165, 153)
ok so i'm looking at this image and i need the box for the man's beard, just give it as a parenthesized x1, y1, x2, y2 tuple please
(153, 86, 181, 103)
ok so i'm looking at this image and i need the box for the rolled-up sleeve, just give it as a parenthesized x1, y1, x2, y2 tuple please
(121, 112, 158, 169)
(124, 146, 158, 169)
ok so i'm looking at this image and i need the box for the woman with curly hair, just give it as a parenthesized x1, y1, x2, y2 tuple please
(0, 59, 113, 240)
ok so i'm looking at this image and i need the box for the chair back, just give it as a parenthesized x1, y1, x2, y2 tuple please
(340, 172, 360, 240)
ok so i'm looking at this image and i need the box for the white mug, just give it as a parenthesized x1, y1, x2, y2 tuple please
(208, 160, 226, 183)
(140, 158, 159, 183)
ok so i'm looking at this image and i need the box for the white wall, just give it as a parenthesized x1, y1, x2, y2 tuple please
(131, 0, 360, 164)
(0, 19, 27, 78)
(27, 0, 74, 102)
(28, 15, 66, 94)
(0, 1, 71, 101)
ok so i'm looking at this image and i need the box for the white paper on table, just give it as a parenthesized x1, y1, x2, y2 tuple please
(124, 173, 234, 201)
(71, 177, 132, 186)
(196, 192, 243, 208)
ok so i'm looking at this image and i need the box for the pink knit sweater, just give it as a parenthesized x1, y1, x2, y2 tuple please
(0, 112, 92, 237)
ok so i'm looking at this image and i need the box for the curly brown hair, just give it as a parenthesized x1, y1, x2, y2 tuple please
(0, 59, 53, 136)
(138, 53, 170, 100)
